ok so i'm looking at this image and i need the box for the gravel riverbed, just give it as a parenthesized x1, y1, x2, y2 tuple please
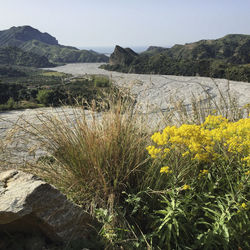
(1, 63, 250, 168)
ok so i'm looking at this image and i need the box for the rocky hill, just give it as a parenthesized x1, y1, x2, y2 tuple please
(0, 25, 58, 47)
(109, 45, 138, 66)
(0, 26, 109, 64)
(102, 34, 250, 82)
(20, 39, 108, 63)
(160, 34, 250, 64)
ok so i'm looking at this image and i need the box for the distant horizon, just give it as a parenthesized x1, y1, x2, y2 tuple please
(1, 1, 250, 47)
(3, 24, 250, 49)
(77, 45, 162, 54)
(77, 32, 250, 53)
(1, 24, 250, 54)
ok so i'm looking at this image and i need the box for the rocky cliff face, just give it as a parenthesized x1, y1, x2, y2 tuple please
(109, 45, 138, 66)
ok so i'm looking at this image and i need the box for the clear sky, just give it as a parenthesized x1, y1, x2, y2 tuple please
(1, 0, 250, 48)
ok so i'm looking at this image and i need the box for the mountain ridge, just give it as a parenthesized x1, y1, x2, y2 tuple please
(0, 25, 58, 47)
(0, 26, 109, 64)
(102, 34, 250, 82)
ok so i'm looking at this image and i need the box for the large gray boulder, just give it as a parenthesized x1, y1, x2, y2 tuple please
(0, 170, 95, 243)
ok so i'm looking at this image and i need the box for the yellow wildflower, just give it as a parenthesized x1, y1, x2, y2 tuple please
(199, 169, 209, 178)
(242, 156, 250, 166)
(164, 148, 170, 153)
(241, 203, 247, 209)
(182, 184, 191, 190)
(245, 170, 250, 175)
(147, 115, 249, 165)
(182, 151, 189, 157)
(160, 166, 173, 174)
(201, 169, 209, 174)
(146, 145, 162, 158)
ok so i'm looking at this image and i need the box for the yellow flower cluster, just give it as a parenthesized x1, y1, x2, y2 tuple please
(241, 202, 247, 209)
(146, 145, 162, 158)
(160, 166, 173, 174)
(200, 169, 209, 174)
(242, 156, 250, 167)
(199, 169, 209, 178)
(182, 184, 191, 190)
(147, 115, 250, 164)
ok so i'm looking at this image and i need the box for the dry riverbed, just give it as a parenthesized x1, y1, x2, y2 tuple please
(45, 63, 250, 112)
(1, 63, 250, 168)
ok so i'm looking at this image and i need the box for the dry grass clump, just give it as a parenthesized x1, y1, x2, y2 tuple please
(23, 90, 150, 210)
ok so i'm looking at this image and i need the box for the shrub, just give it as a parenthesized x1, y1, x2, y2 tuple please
(140, 115, 250, 249)
(6, 97, 15, 109)
(25, 91, 150, 208)
(36, 89, 53, 105)
(93, 76, 111, 88)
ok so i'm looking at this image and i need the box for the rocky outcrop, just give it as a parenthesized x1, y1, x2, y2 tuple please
(109, 45, 138, 66)
(0, 170, 96, 244)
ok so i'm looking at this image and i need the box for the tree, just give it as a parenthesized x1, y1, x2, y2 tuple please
(36, 89, 53, 105)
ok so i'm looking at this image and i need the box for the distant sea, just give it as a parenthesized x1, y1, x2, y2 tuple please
(78, 46, 150, 56)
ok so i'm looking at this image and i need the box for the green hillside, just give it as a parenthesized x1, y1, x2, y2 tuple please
(20, 40, 109, 63)
(160, 34, 250, 64)
(0, 25, 58, 47)
(0, 26, 109, 64)
(0, 47, 55, 67)
(103, 34, 250, 82)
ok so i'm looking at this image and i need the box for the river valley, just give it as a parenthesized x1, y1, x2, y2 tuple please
(1, 63, 250, 168)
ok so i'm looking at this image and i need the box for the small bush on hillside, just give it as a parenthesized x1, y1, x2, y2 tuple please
(93, 76, 110, 88)
(36, 89, 54, 105)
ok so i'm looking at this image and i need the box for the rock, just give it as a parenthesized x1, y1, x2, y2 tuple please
(109, 45, 138, 66)
(0, 170, 96, 243)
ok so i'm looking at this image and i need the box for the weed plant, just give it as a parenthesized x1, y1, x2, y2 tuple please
(24, 88, 150, 208)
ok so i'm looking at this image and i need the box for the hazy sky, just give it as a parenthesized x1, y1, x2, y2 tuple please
(1, 0, 250, 48)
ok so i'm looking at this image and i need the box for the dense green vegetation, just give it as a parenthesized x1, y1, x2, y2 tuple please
(102, 34, 250, 82)
(0, 66, 113, 111)
(0, 25, 109, 64)
(0, 64, 27, 77)
(0, 47, 54, 67)
(20, 39, 109, 63)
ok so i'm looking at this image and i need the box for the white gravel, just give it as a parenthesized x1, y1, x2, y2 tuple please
(1, 63, 250, 167)
(45, 63, 250, 112)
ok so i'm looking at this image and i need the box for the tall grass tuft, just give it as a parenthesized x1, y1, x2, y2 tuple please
(24, 89, 150, 210)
